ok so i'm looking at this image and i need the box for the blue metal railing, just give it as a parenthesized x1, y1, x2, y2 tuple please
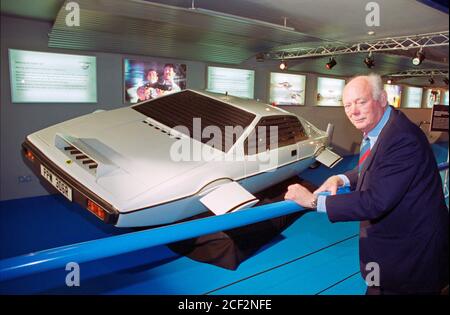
(438, 161, 449, 172)
(3, 158, 448, 285)
(0, 188, 350, 282)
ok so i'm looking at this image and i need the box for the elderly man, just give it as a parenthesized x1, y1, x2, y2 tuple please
(285, 74, 448, 294)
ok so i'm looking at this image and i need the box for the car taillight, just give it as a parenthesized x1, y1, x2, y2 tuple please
(87, 199, 106, 220)
(24, 149, 35, 162)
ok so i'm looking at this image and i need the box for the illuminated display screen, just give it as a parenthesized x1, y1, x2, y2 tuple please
(124, 58, 187, 104)
(384, 84, 402, 108)
(269, 72, 306, 105)
(425, 89, 441, 108)
(442, 90, 449, 105)
(207, 66, 255, 99)
(404, 86, 423, 108)
(316, 77, 345, 106)
(9, 49, 97, 103)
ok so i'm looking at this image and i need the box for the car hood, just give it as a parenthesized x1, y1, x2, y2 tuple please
(33, 108, 212, 204)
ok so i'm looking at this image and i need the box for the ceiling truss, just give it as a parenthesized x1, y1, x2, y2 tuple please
(385, 69, 449, 77)
(266, 31, 449, 60)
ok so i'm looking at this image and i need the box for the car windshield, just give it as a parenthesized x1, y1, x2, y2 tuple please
(133, 90, 256, 152)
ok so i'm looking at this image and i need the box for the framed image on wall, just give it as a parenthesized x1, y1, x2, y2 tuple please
(316, 77, 345, 106)
(384, 84, 402, 108)
(9, 49, 97, 103)
(443, 90, 449, 106)
(269, 72, 306, 105)
(207, 66, 255, 99)
(425, 89, 441, 108)
(124, 58, 187, 104)
(404, 86, 423, 108)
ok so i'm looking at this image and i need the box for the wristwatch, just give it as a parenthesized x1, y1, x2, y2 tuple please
(310, 195, 318, 209)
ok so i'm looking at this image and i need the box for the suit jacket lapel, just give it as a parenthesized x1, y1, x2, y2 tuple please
(356, 107, 396, 190)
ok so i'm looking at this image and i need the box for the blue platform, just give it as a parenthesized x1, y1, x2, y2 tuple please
(0, 142, 447, 295)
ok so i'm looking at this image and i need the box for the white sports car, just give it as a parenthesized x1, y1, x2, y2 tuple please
(22, 90, 340, 227)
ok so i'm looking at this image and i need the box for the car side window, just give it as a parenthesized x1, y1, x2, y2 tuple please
(244, 115, 307, 155)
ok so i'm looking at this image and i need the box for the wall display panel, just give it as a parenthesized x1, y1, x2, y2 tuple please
(9, 49, 97, 103)
(384, 84, 402, 108)
(404, 86, 423, 108)
(124, 58, 187, 104)
(269, 72, 306, 105)
(316, 77, 345, 106)
(207, 66, 255, 99)
(442, 90, 449, 105)
(425, 89, 442, 108)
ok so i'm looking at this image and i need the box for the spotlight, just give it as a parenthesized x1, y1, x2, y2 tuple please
(364, 52, 375, 68)
(386, 79, 393, 84)
(325, 57, 337, 70)
(279, 60, 287, 70)
(428, 77, 435, 85)
(412, 49, 425, 66)
(256, 53, 265, 62)
(443, 77, 449, 85)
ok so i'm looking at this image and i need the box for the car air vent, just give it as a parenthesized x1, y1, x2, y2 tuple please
(55, 134, 118, 179)
(63, 145, 98, 171)
(142, 120, 181, 140)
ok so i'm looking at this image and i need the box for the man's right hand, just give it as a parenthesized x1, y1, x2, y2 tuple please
(313, 175, 344, 196)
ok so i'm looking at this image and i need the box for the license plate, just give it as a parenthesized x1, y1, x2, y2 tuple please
(40, 164, 73, 201)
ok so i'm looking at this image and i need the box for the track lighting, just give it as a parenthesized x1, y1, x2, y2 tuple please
(412, 49, 425, 66)
(443, 77, 449, 85)
(256, 53, 265, 62)
(386, 79, 393, 84)
(428, 77, 435, 85)
(279, 60, 287, 70)
(325, 57, 336, 70)
(364, 51, 375, 68)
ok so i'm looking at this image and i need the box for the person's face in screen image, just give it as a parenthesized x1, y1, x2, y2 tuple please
(163, 65, 176, 81)
(146, 70, 158, 84)
(137, 86, 150, 101)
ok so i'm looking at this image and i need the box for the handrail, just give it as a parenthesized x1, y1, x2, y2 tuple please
(0, 187, 350, 282)
(438, 161, 449, 171)
(2, 160, 448, 283)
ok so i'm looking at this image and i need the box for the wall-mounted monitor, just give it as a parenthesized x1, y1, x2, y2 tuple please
(442, 90, 449, 106)
(404, 86, 423, 108)
(384, 84, 402, 108)
(269, 72, 306, 105)
(425, 89, 441, 108)
(316, 77, 345, 106)
(8, 49, 97, 103)
(207, 66, 255, 99)
(124, 59, 187, 104)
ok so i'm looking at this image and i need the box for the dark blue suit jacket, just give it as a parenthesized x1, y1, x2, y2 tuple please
(326, 106, 449, 294)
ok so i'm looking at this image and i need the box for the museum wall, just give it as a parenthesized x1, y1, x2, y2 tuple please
(0, 15, 205, 201)
(0, 15, 446, 201)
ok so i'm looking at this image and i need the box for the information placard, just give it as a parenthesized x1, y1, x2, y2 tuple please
(207, 66, 255, 99)
(430, 104, 449, 132)
(9, 49, 97, 103)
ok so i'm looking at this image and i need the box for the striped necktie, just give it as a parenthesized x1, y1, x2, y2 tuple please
(358, 137, 371, 174)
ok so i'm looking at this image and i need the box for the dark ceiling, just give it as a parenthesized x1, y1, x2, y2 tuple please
(1, 0, 448, 87)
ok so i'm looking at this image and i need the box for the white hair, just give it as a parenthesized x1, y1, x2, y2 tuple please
(347, 73, 384, 101)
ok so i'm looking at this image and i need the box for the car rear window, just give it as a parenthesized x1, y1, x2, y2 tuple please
(244, 115, 308, 155)
(133, 90, 256, 152)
